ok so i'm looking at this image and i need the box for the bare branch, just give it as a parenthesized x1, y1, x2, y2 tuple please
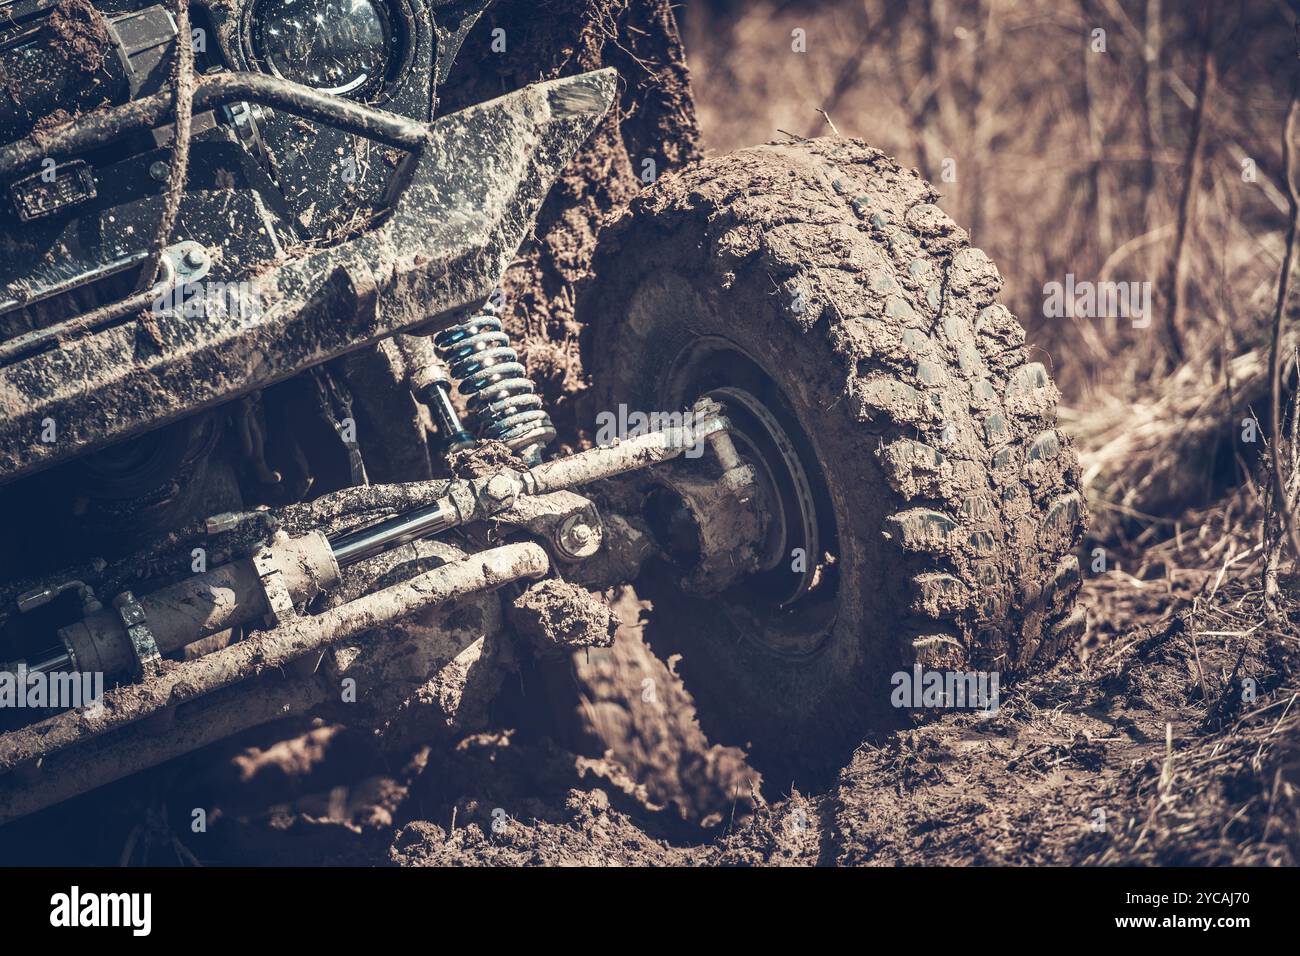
(1268, 91, 1300, 567)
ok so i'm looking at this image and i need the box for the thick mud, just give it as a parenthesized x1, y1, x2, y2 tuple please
(507, 578, 616, 656)
(234, 576, 1300, 867)
(46, 0, 111, 77)
(7, 572, 1290, 867)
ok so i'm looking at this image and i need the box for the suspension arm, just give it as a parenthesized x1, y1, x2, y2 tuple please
(328, 399, 734, 565)
(0, 542, 548, 791)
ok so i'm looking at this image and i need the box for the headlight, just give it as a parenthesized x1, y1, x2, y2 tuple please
(248, 0, 403, 99)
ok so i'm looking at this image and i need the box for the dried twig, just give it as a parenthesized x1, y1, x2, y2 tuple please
(814, 108, 840, 137)
(1161, 0, 1214, 366)
(1267, 91, 1300, 571)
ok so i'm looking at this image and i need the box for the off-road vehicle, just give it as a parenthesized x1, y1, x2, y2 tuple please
(0, 0, 1085, 825)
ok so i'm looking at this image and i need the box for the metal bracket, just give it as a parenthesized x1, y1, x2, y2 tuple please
(484, 490, 604, 563)
(252, 546, 296, 627)
(112, 591, 161, 679)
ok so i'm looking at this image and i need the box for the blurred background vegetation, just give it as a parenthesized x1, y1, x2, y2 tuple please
(679, 0, 1298, 544)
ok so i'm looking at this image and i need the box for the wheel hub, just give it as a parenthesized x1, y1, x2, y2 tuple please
(642, 384, 826, 610)
(703, 386, 821, 606)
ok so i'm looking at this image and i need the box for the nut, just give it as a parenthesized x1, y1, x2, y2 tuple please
(484, 473, 517, 503)
(556, 514, 603, 560)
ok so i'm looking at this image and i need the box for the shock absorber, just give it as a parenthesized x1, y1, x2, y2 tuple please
(433, 300, 556, 465)
(397, 334, 476, 456)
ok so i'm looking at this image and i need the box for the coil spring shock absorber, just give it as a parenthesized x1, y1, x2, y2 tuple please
(433, 301, 556, 465)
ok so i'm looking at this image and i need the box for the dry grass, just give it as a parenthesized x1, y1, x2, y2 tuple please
(1089, 586, 1300, 866)
(1103, 697, 1299, 865)
(1060, 339, 1285, 543)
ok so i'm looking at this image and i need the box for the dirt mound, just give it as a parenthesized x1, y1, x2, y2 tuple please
(831, 582, 1297, 866)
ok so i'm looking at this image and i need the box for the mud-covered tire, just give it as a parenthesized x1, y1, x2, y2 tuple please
(579, 138, 1086, 768)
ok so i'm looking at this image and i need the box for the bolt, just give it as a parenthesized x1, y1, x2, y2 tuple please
(183, 246, 209, 270)
(485, 474, 516, 503)
(557, 515, 602, 559)
(149, 160, 170, 182)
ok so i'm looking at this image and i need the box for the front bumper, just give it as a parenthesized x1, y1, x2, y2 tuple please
(0, 68, 616, 485)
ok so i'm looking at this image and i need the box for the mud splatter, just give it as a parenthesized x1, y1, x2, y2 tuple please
(46, 0, 111, 76)
(507, 579, 617, 657)
(446, 439, 526, 479)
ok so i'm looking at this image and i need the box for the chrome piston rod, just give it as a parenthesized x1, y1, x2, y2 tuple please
(329, 502, 456, 566)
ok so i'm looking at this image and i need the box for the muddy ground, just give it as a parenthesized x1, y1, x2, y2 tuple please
(5, 555, 1295, 866)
